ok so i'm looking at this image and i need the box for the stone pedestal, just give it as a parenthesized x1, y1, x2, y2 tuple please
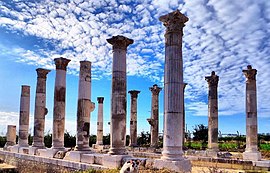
(96, 97, 104, 145)
(147, 84, 162, 148)
(242, 65, 261, 161)
(18, 85, 30, 147)
(205, 71, 219, 152)
(107, 35, 133, 155)
(154, 159, 191, 173)
(75, 61, 95, 151)
(52, 57, 70, 150)
(32, 68, 50, 149)
(128, 90, 140, 147)
(158, 10, 191, 172)
(4, 125, 16, 150)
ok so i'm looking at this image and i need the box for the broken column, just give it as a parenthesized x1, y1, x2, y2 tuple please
(205, 71, 219, 153)
(52, 57, 70, 150)
(96, 97, 104, 145)
(154, 10, 191, 172)
(147, 84, 162, 148)
(75, 61, 95, 151)
(18, 85, 30, 147)
(243, 65, 261, 161)
(128, 90, 140, 147)
(107, 35, 133, 155)
(4, 125, 16, 150)
(32, 68, 50, 149)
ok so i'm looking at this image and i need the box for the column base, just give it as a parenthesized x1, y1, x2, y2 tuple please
(63, 150, 94, 162)
(103, 154, 132, 169)
(108, 147, 127, 155)
(154, 158, 191, 172)
(205, 149, 218, 158)
(161, 147, 184, 160)
(243, 150, 261, 161)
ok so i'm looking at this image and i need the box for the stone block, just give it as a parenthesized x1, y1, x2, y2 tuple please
(18, 147, 29, 154)
(103, 154, 132, 169)
(37, 148, 58, 158)
(205, 150, 218, 158)
(63, 151, 93, 162)
(81, 154, 95, 164)
(243, 151, 261, 161)
(153, 159, 192, 173)
(9, 145, 19, 153)
(253, 160, 270, 167)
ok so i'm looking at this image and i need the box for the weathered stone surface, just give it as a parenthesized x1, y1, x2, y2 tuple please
(205, 71, 219, 152)
(242, 65, 261, 161)
(158, 9, 191, 172)
(75, 61, 95, 151)
(107, 35, 133, 155)
(96, 97, 104, 145)
(18, 85, 30, 147)
(4, 125, 16, 150)
(33, 68, 50, 149)
(147, 84, 162, 148)
(52, 57, 70, 149)
(128, 90, 140, 147)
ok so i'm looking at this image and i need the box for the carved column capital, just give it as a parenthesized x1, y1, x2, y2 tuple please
(159, 10, 189, 34)
(149, 84, 162, 95)
(128, 90, 140, 98)
(97, 97, 104, 104)
(107, 35, 134, 50)
(54, 57, 71, 71)
(36, 68, 51, 79)
(205, 71, 219, 87)
(243, 65, 257, 81)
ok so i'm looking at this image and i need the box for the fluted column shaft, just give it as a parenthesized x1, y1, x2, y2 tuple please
(128, 90, 140, 147)
(107, 35, 133, 155)
(75, 61, 95, 151)
(96, 97, 104, 145)
(18, 85, 30, 147)
(147, 84, 162, 147)
(160, 10, 188, 160)
(243, 65, 261, 161)
(52, 57, 70, 149)
(33, 68, 50, 148)
(4, 125, 16, 149)
(205, 71, 219, 151)
(182, 83, 187, 148)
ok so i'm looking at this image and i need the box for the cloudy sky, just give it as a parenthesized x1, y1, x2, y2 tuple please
(0, 0, 269, 137)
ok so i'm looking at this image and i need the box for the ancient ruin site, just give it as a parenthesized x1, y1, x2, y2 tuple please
(0, 1, 270, 173)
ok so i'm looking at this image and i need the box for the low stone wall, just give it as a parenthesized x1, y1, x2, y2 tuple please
(0, 150, 107, 173)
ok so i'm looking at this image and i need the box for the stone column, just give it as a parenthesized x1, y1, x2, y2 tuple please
(96, 97, 104, 145)
(52, 57, 70, 149)
(243, 65, 261, 161)
(75, 61, 95, 151)
(205, 71, 219, 152)
(154, 10, 191, 173)
(18, 85, 30, 147)
(128, 90, 140, 147)
(107, 35, 133, 155)
(147, 84, 162, 148)
(4, 125, 16, 149)
(32, 68, 50, 148)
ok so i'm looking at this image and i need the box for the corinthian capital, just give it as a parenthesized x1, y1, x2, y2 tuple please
(128, 90, 140, 98)
(243, 65, 257, 81)
(149, 84, 162, 95)
(205, 71, 219, 86)
(159, 10, 189, 34)
(54, 57, 71, 71)
(107, 35, 134, 50)
(36, 68, 51, 79)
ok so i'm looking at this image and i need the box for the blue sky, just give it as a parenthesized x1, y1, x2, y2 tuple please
(0, 0, 270, 136)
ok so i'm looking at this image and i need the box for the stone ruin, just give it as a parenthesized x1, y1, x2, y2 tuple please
(1, 10, 269, 173)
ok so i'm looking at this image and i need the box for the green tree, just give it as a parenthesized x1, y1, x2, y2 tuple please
(193, 124, 208, 143)
(137, 131, 150, 147)
(64, 131, 76, 148)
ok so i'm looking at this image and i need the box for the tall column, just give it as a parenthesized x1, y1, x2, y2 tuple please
(75, 61, 95, 151)
(4, 125, 16, 149)
(96, 97, 104, 145)
(18, 85, 30, 147)
(243, 65, 261, 161)
(128, 90, 140, 147)
(32, 68, 50, 148)
(52, 57, 70, 149)
(205, 71, 219, 151)
(107, 35, 133, 155)
(160, 10, 188, 161)
(182, 83, 187, 148)
(147, 84, 162, 148)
